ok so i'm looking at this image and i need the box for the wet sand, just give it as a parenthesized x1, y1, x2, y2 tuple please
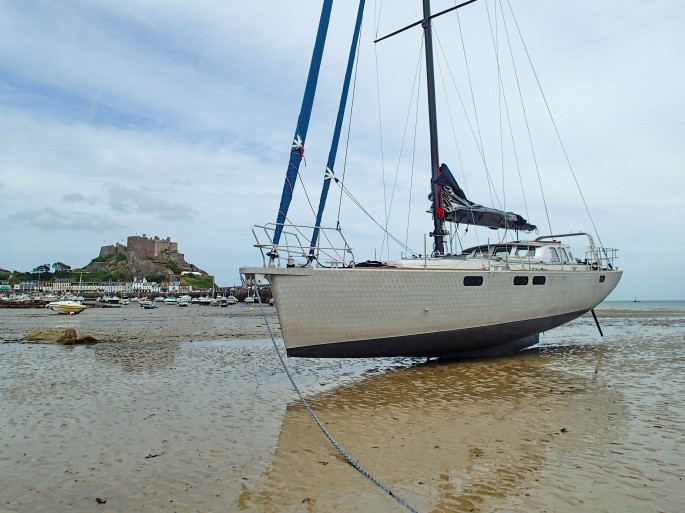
(1, 304, 684, 512)
(0, 303, 280, 343)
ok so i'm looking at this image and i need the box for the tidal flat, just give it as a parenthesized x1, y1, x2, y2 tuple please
(1, 303, 684, 512)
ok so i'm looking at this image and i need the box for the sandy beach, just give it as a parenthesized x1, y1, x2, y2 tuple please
(0, 302, 280, 344)
(1, 303, 684, 512)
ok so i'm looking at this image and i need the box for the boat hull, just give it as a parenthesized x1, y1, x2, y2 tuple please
(241, 266, 622, 358)
(47, 301, 87, 315)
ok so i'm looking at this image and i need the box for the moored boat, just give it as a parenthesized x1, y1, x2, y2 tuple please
(139, 300, 156, 309)
(241, 1, 622, 358)
(46, 300, 87, 315)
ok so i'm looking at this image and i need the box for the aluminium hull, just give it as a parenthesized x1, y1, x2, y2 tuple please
(240, 266, 622, 358)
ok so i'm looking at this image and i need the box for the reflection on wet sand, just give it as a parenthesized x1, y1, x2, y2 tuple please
(244, 351, 626, 512)
(2, 305, 683, 512)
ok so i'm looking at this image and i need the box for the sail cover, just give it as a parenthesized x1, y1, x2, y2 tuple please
(273, 1, 333, 247)
(431, 164, 537, 232)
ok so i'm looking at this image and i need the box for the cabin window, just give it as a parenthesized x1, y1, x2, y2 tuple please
(532, 276, 546, 285)
(514, 276, 529, 286)
(493, 246, 511, 259)
(599, 275, 606, 283)
(463, 276, 484, 287)
(515, 246, 535, 257)
(560, 248, 570, 263)
(549, 248, 560, 263)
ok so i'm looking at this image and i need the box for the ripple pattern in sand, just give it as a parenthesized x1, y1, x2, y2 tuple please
(1, 307, 684, 512)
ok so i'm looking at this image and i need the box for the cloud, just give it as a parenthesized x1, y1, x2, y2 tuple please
(0, 1, 683, 298)
(104, 183, 197, 221)
(62, 192, 98, 205)
(7, 207, 124, 231)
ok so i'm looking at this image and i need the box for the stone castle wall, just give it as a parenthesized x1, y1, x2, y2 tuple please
(91, 234, 204, 278)
(99, 243, 127, 258)
(126, 235, 179, 260)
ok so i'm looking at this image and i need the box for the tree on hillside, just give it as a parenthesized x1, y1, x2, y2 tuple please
(52, 262, 71, 273)
(32, 264, 51, 275)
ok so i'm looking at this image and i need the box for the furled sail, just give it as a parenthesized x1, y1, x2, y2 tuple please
(273, 1, 333, 247)
(310, 0, 365, 254)
(430, 164, 537, 232)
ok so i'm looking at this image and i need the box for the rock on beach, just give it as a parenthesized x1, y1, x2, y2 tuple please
(24, 328, 99, 345)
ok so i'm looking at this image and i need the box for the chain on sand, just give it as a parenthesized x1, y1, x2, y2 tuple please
(254, 291, 420, 513)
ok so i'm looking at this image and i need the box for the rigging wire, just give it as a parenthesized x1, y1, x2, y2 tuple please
(434, 35, 483, 252)
(336, 15, 363, 231)
(483, 0, 507, 219)
(455, 10, 499, 209)
(296, 162, 321, 220)
(382, 39, 425, 258)
(254, 294, 421, 513)
(489, 0, 532, 224)
(405, 51, 422, 251)
(484, 0, 535, 243)
(499, 0, 553, 235)
(433, 27, 502, 210)
(335, 176, 418, 256)
(505, 0, 603, 247)
(373, 2, 390, 259)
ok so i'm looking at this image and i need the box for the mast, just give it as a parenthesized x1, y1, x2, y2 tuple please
(422, 0, 446, 255)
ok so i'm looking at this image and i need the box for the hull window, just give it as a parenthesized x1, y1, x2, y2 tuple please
(532, 276, 546, 285)
(513, 276, 529, 286)
(463, 276, 484, 287)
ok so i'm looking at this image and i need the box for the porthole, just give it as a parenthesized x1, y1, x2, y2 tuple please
(463, 276, 484, 287)
(513, 276, 529, 286)
(599, 275, 606, 283)
(532, 276, 546, 285)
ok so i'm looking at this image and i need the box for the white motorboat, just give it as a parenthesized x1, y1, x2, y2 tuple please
(139, 300, 156, 309)
(46, 300, 87, 315)
(163, 296, 178, 306)
(241, 1, 622, 358)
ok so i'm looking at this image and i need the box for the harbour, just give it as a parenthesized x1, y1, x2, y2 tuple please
(1, 302, 684, 512)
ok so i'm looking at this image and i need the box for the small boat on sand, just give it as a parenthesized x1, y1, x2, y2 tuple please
(46, 300, 87, 315)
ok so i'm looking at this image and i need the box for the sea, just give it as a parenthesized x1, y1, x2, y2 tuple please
(1, 300, 683, 512)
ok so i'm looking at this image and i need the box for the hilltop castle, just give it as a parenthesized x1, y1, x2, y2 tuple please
(89, 234, 206, 278)
(100, 234, 184, 263)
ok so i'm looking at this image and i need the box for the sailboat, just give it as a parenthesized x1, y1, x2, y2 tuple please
(240, 0, 622, 358)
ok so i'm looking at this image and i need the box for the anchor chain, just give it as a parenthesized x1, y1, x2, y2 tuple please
(253, 287, 421, 513)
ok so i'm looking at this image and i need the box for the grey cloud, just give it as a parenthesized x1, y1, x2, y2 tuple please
(7, 207, 124, 231)
(104, 183, 197, 221)
(62, 192, 98, 205)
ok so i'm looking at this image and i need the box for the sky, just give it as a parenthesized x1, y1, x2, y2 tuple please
(1, 0, 683, 300)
